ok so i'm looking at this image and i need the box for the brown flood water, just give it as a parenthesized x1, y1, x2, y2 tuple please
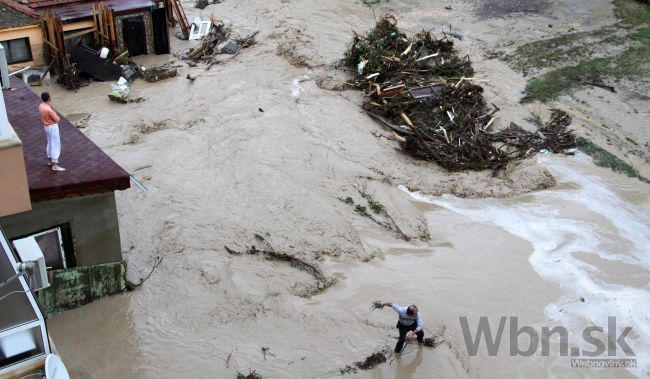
(37, 0, 649, 377)
(46, 155, 649, 379)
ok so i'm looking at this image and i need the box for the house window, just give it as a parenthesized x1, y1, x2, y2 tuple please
(11, 224, 75, 270)
(0, 38, 32, 64)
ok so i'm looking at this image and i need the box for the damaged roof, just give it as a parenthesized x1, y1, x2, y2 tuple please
(16, 0, 153, 21)
(43, 0, 154, 21)
(17, 0, 85, 10)
(0, 0, 39, 29)
(4, 77, 130, 202)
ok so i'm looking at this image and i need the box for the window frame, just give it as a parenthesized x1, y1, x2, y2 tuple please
(29, 227, 66, 270)
(10, 223, 76, 270)
(0, 37, 33, 64)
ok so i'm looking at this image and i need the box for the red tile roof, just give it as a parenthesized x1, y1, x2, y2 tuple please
(4, 77, 130, 202)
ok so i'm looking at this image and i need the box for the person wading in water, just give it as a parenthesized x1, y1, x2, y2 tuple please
(377, 301, 424, 353)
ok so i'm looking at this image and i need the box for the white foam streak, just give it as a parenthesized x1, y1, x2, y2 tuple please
(399, 157, 650, 375)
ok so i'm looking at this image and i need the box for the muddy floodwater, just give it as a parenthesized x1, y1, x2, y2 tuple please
(40, 0, 649, 377)
(47, 154, 649, 378)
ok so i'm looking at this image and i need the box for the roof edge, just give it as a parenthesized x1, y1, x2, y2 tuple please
(0, 0, 40, 18)
(29, 176, 131, 202)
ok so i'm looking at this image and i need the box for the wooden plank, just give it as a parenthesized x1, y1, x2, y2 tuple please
(42, 38, 59, 52)
(92, 4, 99, 42)
(110, 9, 116, 50)
(98, 5, 103, 45)
(63, 28, 96, 40)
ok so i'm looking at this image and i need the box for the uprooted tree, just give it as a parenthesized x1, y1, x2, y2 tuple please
(343, 15, 576, 171)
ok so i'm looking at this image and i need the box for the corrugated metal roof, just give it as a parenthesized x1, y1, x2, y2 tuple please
(47, 0, 154, 21)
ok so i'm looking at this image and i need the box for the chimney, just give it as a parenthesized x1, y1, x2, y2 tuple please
(0, 45, 11, 140)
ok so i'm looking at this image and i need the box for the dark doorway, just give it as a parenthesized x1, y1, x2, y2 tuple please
(122, 15, 147, 56)
(151, 7, 170, 54)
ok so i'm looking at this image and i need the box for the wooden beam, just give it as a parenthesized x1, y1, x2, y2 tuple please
(63, 28, 96, 40)
(42, 39, 59, 52)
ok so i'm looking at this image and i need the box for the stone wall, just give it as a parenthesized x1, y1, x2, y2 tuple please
(36, 262, 126, 316)
(115, 11, 155, 55)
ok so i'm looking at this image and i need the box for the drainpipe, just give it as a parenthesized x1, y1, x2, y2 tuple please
(0, 45, 12, 140)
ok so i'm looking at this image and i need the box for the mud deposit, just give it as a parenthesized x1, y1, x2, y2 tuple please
(41, 0, 649, 378)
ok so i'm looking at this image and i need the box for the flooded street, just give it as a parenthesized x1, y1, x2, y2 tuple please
(47, 154, 649, 378)
(38, 0, 650, 377)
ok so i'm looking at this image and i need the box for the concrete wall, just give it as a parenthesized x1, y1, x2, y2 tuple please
(0, 126, 31, 217)
(0, 25, 45, 70)
(0, 192, 122, 266)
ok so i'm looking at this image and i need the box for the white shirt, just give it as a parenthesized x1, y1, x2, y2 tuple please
(392, 304, 423, 331)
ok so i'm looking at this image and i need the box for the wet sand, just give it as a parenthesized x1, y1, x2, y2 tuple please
(39, 0, 650, 378)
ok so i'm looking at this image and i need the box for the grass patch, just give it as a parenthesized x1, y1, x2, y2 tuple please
(614, 0, 650, 26)
(577, 137, 649, 182)
(359, 191, 385, 214)
(520, 0, 650, 102)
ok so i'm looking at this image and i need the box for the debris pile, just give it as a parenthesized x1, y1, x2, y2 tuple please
(139, 63, 178, 83)
(344, 15, 576, 171)
(355, 352, 387, 369)
(182, 20, 258, 66)
(194, 0, 208, 9)
(236, 370, 262, 379)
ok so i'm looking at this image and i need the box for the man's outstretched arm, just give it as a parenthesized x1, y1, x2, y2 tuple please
(378, 301, 405, 313)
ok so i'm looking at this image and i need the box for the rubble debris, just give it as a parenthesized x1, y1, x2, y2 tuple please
(195, 0, 208, 9)
(236, 371, 262, 379)
(355, 351, 387, 369)
(343, 15, 577, 171)
(218, 39, 241, 54)
(108, 77, 131, 103)
(120, 64, 138, 81)
(66, 113, 91, 128)
(108, 77, 145, 103)
(58, 61, 82, 90)
(138, 120, 169, 134)
(113, 50, 129, 65)
(340, 349, 390, 374)
(27, 74, 42, 86)
(422, 336, 444, 348)
(190, 18, 212, 39)
(181, 20, 257, 66)
(140, 63, 178, 82)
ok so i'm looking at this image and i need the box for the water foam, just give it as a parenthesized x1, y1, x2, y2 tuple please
(400, 155, 650, 376)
